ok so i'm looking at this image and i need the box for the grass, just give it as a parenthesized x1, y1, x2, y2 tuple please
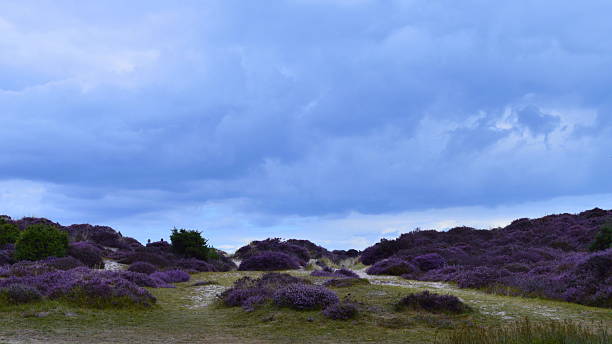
(0, 269, 610, 343)
(438, 318, 610, 344)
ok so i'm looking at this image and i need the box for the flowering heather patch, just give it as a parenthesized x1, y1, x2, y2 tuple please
(234, 238, 310, 264)
(128, 261, 157, 274)
(68, 242, 104, 268)
(118, 251, 172, 267)
(150, 269, 190, 283)
(413, 253, 445, 271)
(5, 260, 57, 277)
(311, 268, 359, 278)
(241, 295, 268, 311)
(395, 291, 471, 314)
(175, 258, 216, 272)
(0, 284, 42, 304)
(220, 273, 310, 310)
(366, 258, 418, 276)
(68, 275, 156, 308)
(322, 300, 358, 320)
(43, 256, 84, 270)
(455, 266, 510, 289)
(361, 209, 612, 308)
(273, 283, 339, 310)
(238, 251, 301, 271)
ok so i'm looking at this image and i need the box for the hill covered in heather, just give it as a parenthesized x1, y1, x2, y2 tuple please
(360, 208, 612, 308)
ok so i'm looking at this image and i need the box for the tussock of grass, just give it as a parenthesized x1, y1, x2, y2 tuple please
(440, 318, 610, 344)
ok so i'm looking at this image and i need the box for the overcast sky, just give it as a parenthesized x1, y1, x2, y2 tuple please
(1, 1, 612, 251)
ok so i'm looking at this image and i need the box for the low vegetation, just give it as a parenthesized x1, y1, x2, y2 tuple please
(0, 209, 610, 343)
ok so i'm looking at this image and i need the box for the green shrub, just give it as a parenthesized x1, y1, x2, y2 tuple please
(14, 224, 69, 261)
(589, 223, 612, 252)
(0, 219, 20, 246)
(170, 228, 218, 261)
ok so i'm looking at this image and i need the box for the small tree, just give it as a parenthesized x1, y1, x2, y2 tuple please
(14, 224, 69, 261)
(0, 219, 21, 246)
(589, 223, 612, 252)
(170, 228, 217, 261)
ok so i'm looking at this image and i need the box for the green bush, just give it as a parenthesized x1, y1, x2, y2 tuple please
(589, 223, 612, 252)
(0, 219, 21, 246)
(170, 228, 218, 261)
(14, 224, 69, 261)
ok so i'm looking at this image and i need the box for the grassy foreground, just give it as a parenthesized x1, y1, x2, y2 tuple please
(0, 270, 610, 344)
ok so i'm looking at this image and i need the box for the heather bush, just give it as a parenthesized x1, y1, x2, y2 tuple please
(67, 276, 156, 308)
(0, 268, 162, 307)
(7, 260, 57, 277)
(310, 267, 359, 278)
(413, 253, 445, 271)
(220, 273, 310, 310)
(176, 258, 217, 272)
(0, 284, 42, 304)
(14, 224, 68, 261)
(322, 299, 358, 320)
(170, 228, 218, 261)
(0, 220, 20, 246)
(43, 256, 84, 270)
(238, 251, 301, 271)
(366, 258, 418, 276)
(589, 223, 612, 251)
(395, 290, 470, 314)
(128, 261, 157, 274)
(241, 295, 268, 311)
(68, 242, 104, 268)
(118, 251, 171, 267)
(235, 238, 310, 264)
(456, 267, 509, 289)
(150, 269, 190, 283)
(116, 270, 173, 288)
(273, 284, 339, 310)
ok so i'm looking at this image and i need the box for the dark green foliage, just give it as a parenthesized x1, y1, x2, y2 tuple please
(589, 223, 612, 252)
(170, 228, 217, 261)
(0, 219, 20, 246)
(14, 224, 68, 261)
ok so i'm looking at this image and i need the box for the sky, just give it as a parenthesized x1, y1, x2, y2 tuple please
(1, 1, 612, 252)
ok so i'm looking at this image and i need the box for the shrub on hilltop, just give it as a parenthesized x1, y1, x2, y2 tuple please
(170, 228, 218, 261)
(0, 219, 20, 246)
(589, 223, 612, 252)
(238, 251, 301, 271)
(14, 224, 69, 261)
(68, 241, 104, 268)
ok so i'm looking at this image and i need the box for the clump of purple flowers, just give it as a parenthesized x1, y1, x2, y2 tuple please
(273, 283, 339, 310)
(220, 273, 313, 311)
(361, 209, 612, 308)
(150, 269, 190, 283)
(238, 251, 301, 271)
(310, 267, 359, 278)
(395, 290, 471, 314)
(322, 299, 358, 320)
(68, 241, 104, 268)
(366, 258, 418, 276)
(1, 283, 42, 304)
(128, 261, 157, 274)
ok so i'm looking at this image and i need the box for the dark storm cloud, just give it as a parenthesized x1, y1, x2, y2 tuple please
(1, 0, 611, 225)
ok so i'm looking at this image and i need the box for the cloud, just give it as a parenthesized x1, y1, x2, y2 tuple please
(1, 1, 612, 247)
